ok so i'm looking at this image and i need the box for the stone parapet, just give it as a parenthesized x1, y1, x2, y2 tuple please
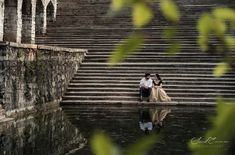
(0, 42, 87, 114)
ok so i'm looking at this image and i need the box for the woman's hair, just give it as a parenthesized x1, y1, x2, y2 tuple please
(156, 74, 161, 80)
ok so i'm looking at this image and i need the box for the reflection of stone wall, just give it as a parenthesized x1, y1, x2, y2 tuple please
(0, 42, 87, 112)
(0, 108, 86, 155)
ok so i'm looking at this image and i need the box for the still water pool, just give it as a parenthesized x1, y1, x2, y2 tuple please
(0, 105, 216, 155)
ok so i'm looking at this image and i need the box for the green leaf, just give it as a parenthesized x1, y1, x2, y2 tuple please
(224, 35, 235, 50)
(108, 33, 144, 65)
(213, 7, 235, 21)
(197, 36, 209, 52)
(197, 14, 213, 51)
(166, 42, 182, 55)
(213, 19, 226, 36)
(159, 0, 180, 22)
(197, 13, 213, 35)
(124, 135, 158, 155)
(111, 0, 134, 12)
(162, 27, 177, 39)
(133, 2, 153, 28)
(91, 131, 120, 155)
(213, 62, 230, 77)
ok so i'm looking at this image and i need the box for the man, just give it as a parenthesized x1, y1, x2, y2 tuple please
(139, 73, 153, 102)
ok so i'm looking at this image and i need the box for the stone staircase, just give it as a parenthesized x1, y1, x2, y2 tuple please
(36, 0, 235, 106)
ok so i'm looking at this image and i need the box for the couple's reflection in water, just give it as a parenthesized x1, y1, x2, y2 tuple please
(139, 107, 171, 134)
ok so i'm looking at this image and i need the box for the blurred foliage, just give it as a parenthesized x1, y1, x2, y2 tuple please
(189, 99, 235, 155)
(133, 2, 153, 28)
(108, 33, 144, 65)
(109, 0, 181, 65)
(91, 131, 120, 155)
(197, 8, 235, 76)
(109, 0, 235, 76)
(213, 62, 231, 77)
(91, 131, 158, 155)
(159, 0, 180, 23)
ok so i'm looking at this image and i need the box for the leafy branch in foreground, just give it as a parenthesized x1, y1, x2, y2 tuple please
(189, 99, 235, 155)
(197, 8, 235, 77)
(91, 131, 158, 155)
(109, 0, 181, 65)
(108, 33, 144, 65)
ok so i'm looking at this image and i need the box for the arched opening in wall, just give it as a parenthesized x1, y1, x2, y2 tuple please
(3, 0, 17, 42)
(36, 0, 43, 35)
(22, 0, 32, 43)
(47, 1, 54, 23)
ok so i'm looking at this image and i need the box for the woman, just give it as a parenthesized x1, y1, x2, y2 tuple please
(150, 74, 171, 102)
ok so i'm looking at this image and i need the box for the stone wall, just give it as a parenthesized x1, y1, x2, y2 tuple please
(0, 42, 87, 113)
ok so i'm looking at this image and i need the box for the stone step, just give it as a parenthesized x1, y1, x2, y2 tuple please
(46, 26, 197, 30)
(67, 83, 235, 89)
(64, 92, 234, 97)
(85, 57, 225, 63)
(62, 95, 233, 101)
(81, 62, 219, 66)
(66, 87, 235, 93)
(72, 76, 235, 80)
(36, 36, 198, 40)
(36, 40, 198, 44)
(78, 67, 216, 72)
(85, 55, 226, 58)
(60, 100, 216, 106)
(74, 73, 235, 78)
(70, 80, 235, 85)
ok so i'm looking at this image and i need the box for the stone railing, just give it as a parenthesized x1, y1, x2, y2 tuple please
(0, 42, 87, 117)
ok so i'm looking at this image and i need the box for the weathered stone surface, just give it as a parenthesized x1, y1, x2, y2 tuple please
(0, 42, 87, 113)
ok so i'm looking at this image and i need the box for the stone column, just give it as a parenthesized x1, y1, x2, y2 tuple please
(51, 0, 57, 21)
(16, 0, 23, 43)
(42, 5, 47, 34)
(4, 0, 18, 42)
(31, 0, 36, 43)
(0, 0, 4, 41)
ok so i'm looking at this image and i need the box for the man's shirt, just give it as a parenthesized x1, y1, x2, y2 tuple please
(140, 78, 153, 88)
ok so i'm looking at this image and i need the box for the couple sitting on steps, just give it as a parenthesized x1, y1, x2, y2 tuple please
(139, 73, 171, 102)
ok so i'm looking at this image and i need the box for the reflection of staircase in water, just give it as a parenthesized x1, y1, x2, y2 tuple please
(36, 0, 235, 105)
(62, 105, 215, 155)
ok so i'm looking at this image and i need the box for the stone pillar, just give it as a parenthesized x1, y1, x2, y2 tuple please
(4, 0, 18, 42)
(21, 0, 32, 43)
(36, 0, 44, 35)
(51, 0, 57, 21)
(42, 5, 47, 34)
(0, 0, 4, 41)
(16, 0, 23, 43)
(31, 0, 36, 43)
